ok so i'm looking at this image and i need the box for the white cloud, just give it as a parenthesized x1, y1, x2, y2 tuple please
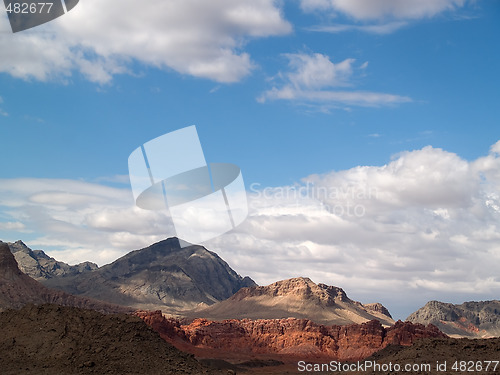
(0, 222, 27, 231)
(206, 141, 500, 318)
(300, 0, 467, 20)
(258, 53, 411, 108)
(0, 0, 291, 83)
(1, 142, 500, 319)
(308, 21, 408, 34)
(302, 0, 469, 35)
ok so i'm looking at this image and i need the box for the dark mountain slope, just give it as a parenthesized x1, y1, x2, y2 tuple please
(43, 237, 256, 312)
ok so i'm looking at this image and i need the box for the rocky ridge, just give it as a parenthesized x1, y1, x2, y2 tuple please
(8, 240, 97, 281)
(407, 300, 500, 338)
(192, 277, 394, 326)
(138, 310, 446, 362)
(0, 241, 129, 314)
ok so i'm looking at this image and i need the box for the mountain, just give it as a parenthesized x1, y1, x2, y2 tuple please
(191, 277, 395, 326)
(0, 241, 129, 313)
(8, 240, 98, 281)
(43, 237, 256, 312)
(406, 300, 500, 338)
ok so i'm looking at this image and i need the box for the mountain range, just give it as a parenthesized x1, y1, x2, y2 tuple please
(40, 237, 256, 312)
(5, 238, 500, 338)
(2, 236, 500, 373)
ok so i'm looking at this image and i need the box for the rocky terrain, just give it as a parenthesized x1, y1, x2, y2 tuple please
(360, 337, 500, 375)
(41, 237, 256, 312)
(192, 277, 394, 326)
(407, 300, 500, 338)
(138, 310, 446, 363)
(0, 241, 129, 313)
(0, 303, 221, 375)
(8, 240, 97, 281)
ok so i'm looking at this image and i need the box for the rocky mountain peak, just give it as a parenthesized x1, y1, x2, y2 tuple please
(193, 276, 394, 326)
(7, 240, 98, 281)
(407, 300, 500, 338)
(234, 277, 350, 307)
(0, 240, 129, 313)
(42, 238, 256, 312)
(0, 242, 23, 280)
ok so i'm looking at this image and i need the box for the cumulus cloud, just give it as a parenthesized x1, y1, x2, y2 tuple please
(1, 142, 500, 318)
(0, 0, 291, 83)
(258, 53, 411, 108)
(206, 141, 500, 318)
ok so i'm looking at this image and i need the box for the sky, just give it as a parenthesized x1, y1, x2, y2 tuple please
(0, 0, 499, 320)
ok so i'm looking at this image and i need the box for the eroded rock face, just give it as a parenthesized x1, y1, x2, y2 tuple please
(407, 300, 500, 338)
(137, 310, 446, 361)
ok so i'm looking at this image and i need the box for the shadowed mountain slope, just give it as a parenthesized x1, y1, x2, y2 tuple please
(43, 237, 256, 312)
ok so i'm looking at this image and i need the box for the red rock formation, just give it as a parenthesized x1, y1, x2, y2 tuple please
(136, 310, 446, 361)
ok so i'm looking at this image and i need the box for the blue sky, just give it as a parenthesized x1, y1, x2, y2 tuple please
(1, 0, 500, 319)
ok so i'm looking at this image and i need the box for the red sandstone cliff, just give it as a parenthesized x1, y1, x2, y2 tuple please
(137, 310, 446, 361)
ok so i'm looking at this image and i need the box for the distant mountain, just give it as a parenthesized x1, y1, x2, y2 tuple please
(191, 277, 395, 326)
(406, 300, 500, 338)
(8, 240, 97, 281)
(43, 237, 256, 312)
(0, 241, 129, 313)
